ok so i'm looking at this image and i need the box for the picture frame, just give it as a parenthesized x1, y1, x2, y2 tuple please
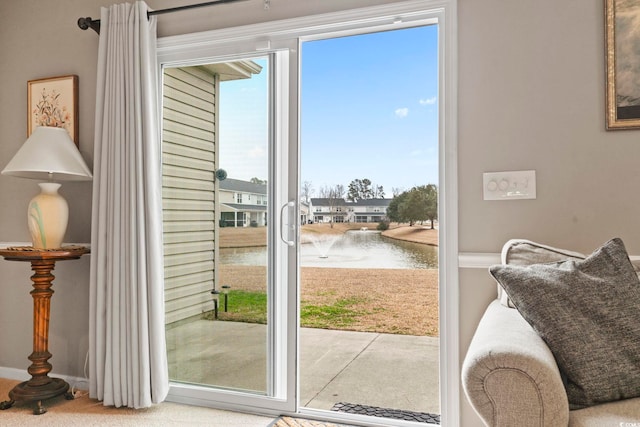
(605, 0, 640, 130)
(27, 75, 79, 144)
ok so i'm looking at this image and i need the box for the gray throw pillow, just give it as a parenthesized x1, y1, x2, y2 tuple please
(489, 238, 640, 409)
(498, 239, 586, 308)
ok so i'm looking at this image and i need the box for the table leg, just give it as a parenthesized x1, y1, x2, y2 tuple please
(0, 259, 70, 414)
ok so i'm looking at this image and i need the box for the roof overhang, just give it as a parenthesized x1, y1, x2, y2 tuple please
(201, 61, 263, 82)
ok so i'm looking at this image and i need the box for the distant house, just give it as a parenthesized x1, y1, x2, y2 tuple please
(216, 180, 310, 227)
(300, 201, 309, 225)
(309, 198, 392, 223)
(349, 198, 392, 223)
(309, 198, 348, 223)
(219, 178, 267, 227)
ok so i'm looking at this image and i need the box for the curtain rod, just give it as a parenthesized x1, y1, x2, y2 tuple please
(77, 0, 254, 34)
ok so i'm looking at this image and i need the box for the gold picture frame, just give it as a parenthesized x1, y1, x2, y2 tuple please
(27, 75, 79, 144)
(605, 0, 640, 130)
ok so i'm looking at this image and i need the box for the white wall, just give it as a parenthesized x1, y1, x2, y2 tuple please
(1, 1, 638, 426)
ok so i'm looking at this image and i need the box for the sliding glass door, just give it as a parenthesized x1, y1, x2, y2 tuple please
(163, 57, 270, 393)
(298, 26, 441, 423)
(157, 2, 456, 425)
(160, 46, 298, 413)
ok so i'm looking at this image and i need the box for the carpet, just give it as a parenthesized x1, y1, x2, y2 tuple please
(332, 402, 441, 424)
(0, 378, 273, 426)
(0, 378, 437, 426)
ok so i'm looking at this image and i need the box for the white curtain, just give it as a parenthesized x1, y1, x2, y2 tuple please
(89, 1, 169, 408)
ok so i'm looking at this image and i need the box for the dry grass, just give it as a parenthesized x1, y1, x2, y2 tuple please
(219, 226, 267, 248)
(382, 224, 438, 246)
(219, 265, 438, 336)
(218, 222, 439, 337)
(302, 267, 438, 336)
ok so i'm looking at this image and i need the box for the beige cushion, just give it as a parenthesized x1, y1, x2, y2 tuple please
(569, 397, 640, 426)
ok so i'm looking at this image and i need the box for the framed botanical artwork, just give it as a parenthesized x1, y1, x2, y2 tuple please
(605, 0, 640, 130)
(27, 75, 79, 144)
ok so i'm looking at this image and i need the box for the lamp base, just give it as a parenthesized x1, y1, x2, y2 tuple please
(27, 183, 68, 249)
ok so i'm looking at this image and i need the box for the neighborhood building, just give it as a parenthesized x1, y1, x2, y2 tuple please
(309, 198, 348, 223)
(216, 181, 390, 227)
(309, 197, 392, 223)
(218, 178, 267, 227)
(349, 198, 392, 223)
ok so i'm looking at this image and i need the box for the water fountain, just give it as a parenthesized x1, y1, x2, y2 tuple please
(304, 234, 340, 258)
(221, 232, 438, 269)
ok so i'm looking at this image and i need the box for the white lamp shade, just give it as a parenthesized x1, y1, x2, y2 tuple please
(1, 126, 92, 181)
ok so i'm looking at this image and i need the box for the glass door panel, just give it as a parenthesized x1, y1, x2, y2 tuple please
(163, 56, 270, 394)
(299, 25, 441, 422)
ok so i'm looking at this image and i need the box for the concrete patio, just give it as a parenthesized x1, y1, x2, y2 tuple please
(166, 319, 440, 416)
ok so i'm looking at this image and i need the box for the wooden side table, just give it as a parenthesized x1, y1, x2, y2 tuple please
(0, 245, 89, 415)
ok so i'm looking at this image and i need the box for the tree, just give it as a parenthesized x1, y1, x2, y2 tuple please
(421, 184, 438, 229)
(400, 188, 428, 226)
(386, 191, 408, 223)
(301, 180, 314, 204)
(391, 187, 403, 197)
(347, 179, 365, 201)
(250, 177, 267, 185)
(319, 184, 345, 228)
(387, 184, 438, 227)
(347, 178, 384, 201)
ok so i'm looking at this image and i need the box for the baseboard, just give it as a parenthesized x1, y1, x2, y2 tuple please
(0, 366, 88, 391)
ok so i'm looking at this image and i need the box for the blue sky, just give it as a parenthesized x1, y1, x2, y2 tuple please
(219, 24, 439, 196)
(218, 60, 270, 182)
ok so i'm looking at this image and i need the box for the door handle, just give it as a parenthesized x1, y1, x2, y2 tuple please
(280, 201, 295, 247)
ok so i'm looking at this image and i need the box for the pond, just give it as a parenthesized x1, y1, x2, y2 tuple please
(220, 230, 438, 269)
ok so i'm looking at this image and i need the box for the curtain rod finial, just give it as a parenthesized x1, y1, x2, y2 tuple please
(78, 17, 101, 34)
(77, 17, 91, 30)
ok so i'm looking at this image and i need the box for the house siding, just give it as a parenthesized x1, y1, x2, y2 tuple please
(162, 66, 217, 325)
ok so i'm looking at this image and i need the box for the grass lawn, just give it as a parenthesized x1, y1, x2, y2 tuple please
(214, 266, 438, 336)
(213, 223, 439, 337)
(206, 290, 382, 331)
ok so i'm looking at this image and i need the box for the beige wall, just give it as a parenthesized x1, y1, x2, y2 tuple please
(458, 1, 640, 424)
(459, 1, 640, 254)
(1, 0, 638, 425)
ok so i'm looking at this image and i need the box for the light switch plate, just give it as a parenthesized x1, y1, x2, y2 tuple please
(483, 170, 536, 201)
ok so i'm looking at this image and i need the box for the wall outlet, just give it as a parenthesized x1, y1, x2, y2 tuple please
(483, 170, 536, 201)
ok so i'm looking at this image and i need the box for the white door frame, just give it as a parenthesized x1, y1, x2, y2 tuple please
(157, 0, 459, 424)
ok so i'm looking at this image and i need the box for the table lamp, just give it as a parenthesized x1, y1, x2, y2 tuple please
(1, 126, 92, 249)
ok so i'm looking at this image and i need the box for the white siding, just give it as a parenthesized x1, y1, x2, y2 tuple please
(162, 66, 216, 325)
